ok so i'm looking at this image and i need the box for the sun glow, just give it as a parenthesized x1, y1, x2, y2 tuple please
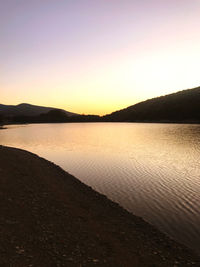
(1, 1, 200, 115)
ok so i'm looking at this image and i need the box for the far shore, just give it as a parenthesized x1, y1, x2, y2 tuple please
(0, 145, 199, 266)
(1, 120, 200, 128)
(0, 126, 7, 129)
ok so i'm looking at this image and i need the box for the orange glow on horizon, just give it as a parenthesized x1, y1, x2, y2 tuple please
(1, 1, 200, 115)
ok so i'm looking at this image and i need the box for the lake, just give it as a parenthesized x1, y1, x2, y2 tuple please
(1, 122, 200, 253)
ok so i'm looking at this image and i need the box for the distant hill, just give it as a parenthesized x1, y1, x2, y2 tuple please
(0, 103, 100, 124)
(0, 103, 77, 117)
(1, 86, 200, 124)
(103, 86, 200, 123)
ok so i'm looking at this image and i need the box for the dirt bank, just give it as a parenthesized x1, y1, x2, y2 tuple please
(0, 145, 199, 266)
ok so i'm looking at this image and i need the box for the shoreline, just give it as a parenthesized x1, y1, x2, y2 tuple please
(1, 120, 200, 128)
(0, 145, 199, 266)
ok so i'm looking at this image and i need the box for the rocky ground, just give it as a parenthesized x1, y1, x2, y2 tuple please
(0, 145, 199, 266)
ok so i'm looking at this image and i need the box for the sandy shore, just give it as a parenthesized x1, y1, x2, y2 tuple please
(0, 146, 199, 266)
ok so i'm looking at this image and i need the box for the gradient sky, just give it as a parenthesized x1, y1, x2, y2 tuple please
(1, 0, 200, 115)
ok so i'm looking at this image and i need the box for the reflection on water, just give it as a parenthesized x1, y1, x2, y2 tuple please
(1, 123, 200, 252)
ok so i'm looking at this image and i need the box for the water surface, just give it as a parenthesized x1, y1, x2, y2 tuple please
(1, 123, 200, 252)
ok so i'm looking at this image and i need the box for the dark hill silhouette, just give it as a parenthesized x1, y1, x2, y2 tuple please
(12, 109, 70, 124)
(1, 86, 200, 124)
(12, 110, 101, 124)
(103, 86, 200, 123)
(0, 103, 77, 117)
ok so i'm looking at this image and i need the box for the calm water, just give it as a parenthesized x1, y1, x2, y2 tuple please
(1, 123, 200, 253)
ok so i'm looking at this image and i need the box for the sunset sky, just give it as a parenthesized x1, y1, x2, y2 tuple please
(1, 0, 200, 115)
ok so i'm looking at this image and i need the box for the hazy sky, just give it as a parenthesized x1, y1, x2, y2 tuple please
(1, 0, 200, 115)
